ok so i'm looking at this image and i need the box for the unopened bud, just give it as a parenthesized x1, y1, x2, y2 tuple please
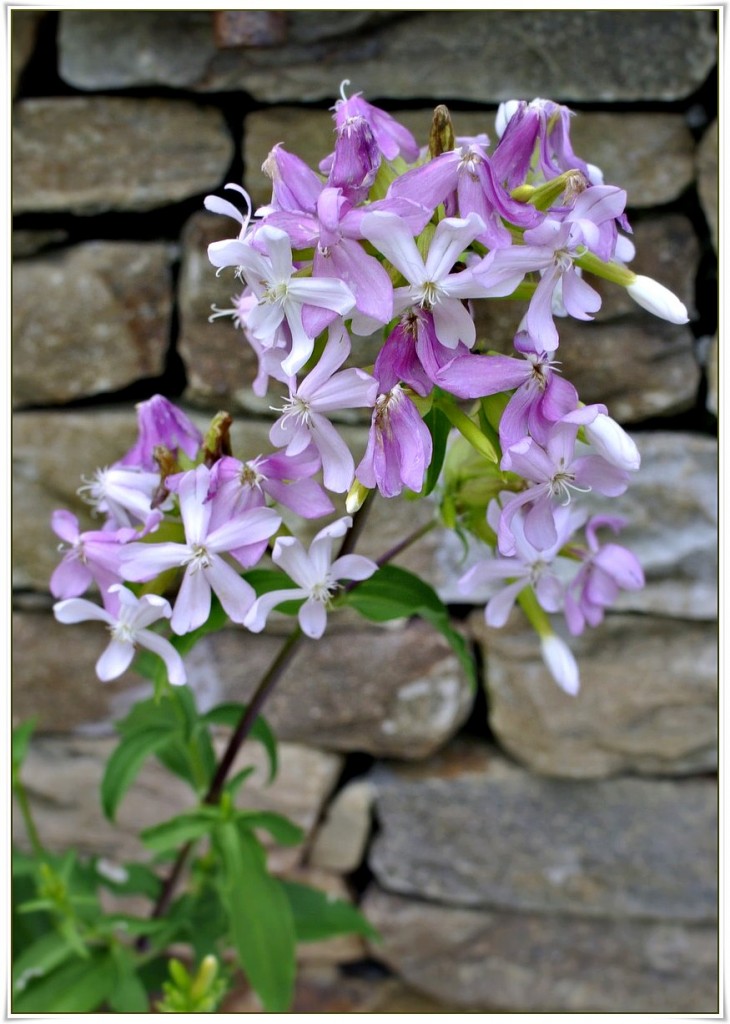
(584, 414, 641, 472)
(203, 412, 233, 466)
(346, 480, 370, 514)
(626, 275, 689, 324)
(429, 104, 455, 159)
(540, 634, 580, 696)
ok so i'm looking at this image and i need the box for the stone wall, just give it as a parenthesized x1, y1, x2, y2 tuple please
(11, 10, 718, 1013)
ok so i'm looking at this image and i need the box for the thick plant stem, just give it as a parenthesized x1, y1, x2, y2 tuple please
(146, 498, 376, 927)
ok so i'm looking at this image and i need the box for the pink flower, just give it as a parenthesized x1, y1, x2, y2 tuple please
(356, 385, 433, 498)
(53, 585, 186, 686)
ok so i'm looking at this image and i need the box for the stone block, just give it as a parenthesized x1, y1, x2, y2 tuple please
(13, 97, 233, 215)
(362, 886, 718, 1013)
(471, 612, 717, 778)
(13, 243, 173, 407)
(368, 743, 717, 921)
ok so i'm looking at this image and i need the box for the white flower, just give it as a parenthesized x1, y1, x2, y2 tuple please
(244, 516, 377, 639)
(53, 585, 186, 685)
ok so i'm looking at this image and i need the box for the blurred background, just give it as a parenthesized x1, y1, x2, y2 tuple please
(11, 9, 718, 1013)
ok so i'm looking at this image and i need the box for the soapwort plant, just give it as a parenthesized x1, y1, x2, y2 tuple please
(12, 89, 686, 1012)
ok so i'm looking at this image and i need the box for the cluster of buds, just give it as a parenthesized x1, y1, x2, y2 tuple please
(51, 88, 689, 694)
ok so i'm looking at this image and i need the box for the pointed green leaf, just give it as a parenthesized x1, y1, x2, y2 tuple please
(235, 811, 304, 847)
(280, 880, 380, 944)
(12, 932, 78, 997)
(422, 404, 451, 496)
(140, 808, 220, 853)
(101, 727, 178, 821)
(215, 822, 296, 1013)
(13, 951, 117, 1013)
(344, 565, 476, 686)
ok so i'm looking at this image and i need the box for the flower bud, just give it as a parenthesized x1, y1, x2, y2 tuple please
(540, 634, 580, 696)
(584, 413, 641, 472)
(626, 275, 689, 324)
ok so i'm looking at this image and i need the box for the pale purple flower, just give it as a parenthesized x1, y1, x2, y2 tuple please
(459, 503, 582, 628)
(119, 395, 203, 471)
(53, 585, 186, 686)
(244, 516, 377, 639)
(208, 225, 356, 377)
(207, 446, 334, 524)
(121, 464, 281, 635)
(327, 86, 420, 165)
(269, 325, 378, 493)
(357, 211, 513, 348)
(49, 510, 134, 606)
(388, 140, 540, 246)
(498, 408, 629, 555)
(583, 413, 641, 472)
(356, 385, 433, 498)
(564, 516, 644, 635)
(77, 465, 166, 530)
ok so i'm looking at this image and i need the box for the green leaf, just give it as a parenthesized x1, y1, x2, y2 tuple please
(140, 808, 220, 853)
(422, 404, 451, 496)
(280, 880, 380, 944)
(201, 703, 279, 781)
(12, 931, 78, 997)
(12, 950, 117, 1013)
(215, 822, 296, 1013)
(344, 564, 476, 686)
(12, 718, 37, 782)
(109, 947, 150, 1013)
(101, 726, 178, 821)
(235, 811, 304, 847)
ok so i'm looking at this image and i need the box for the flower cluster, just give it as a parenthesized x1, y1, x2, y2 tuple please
(51, 88, 688, 694)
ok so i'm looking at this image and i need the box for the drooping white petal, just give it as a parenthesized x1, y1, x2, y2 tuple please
(360, 211, 425, 284)
(96, 638, 135, 682)
(298, 597, 328, 639)
(204, 555, 256, 624)
(138, 630, 187, 686)
(244, 587, 307, 633)
(540, 634, 580, 696)
(53, 598, 114, 626)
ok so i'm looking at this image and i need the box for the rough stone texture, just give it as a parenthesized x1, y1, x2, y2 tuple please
(309, 781, 374, 873)
(10, 9, 44, 96)
(697, 119, 718, 252)
(13, 607, 473, 761)
(471, 612, 717, 779)
(187, 618, 473, 760)
(58, 10, 716, 103)
(12, 97, 234, 215)
(222, 963, 467, 1014)
(12, 230, 69, 259)
(14, 734, 342, 874)
(13, 243, 173, 408)
(362, 886, 718, 1014)
(570, 113, 696, 208)
(369, 745, 717, 921)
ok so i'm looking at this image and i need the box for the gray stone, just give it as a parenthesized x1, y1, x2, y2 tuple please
(12, 97, 233, 215)
(697, 120, 718, 251)
(12, 230, 69, 259)
(369, 745, 717, 921)
(570, 113, 696, 208)
(58, 11, 716, 104)
(471, 612, 717, 778)
(191, 617, 473, 760)
(363, 886, 718, 1013)
(14, 734, 342, 875)
(12, 243, 173, 407)
(309, 781, 374, 872)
